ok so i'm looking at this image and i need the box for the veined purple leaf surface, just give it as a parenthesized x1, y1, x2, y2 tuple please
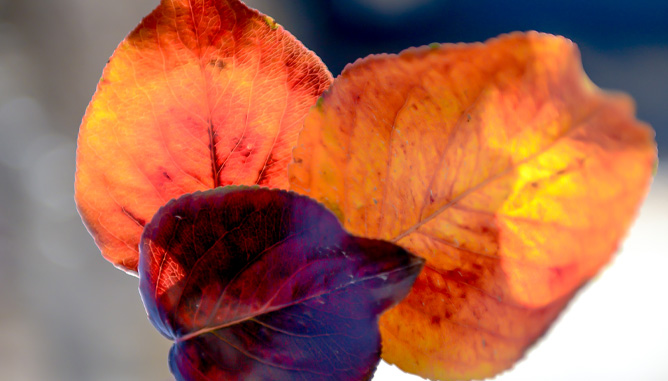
(139, 187, 424, 380)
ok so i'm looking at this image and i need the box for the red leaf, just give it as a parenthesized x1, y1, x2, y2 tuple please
(139, 187, 424, 380)
(75, 0, 332, 273)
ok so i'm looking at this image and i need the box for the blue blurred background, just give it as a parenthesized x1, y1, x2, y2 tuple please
(0, 1, 666, 380)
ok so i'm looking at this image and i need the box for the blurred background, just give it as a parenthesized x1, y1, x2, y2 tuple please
(0, 0, 666, 380)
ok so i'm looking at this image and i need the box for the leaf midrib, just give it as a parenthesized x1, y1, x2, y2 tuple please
(391, 105, 601, 243)
(174, 260, 422, 343)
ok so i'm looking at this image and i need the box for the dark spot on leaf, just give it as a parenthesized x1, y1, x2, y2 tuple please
(237, 143, 253, 158)
(256, 153, 278, 185)
(208, 59, 226, 70)
(442, 268, 480, 286)
(121, 207, 146, 227)
(208, 120, 220, 187)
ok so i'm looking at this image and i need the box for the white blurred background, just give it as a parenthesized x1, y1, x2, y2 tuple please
(0, 0, 666, 380)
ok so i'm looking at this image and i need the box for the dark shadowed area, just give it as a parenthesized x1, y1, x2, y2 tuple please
(0, 1, 665, 380)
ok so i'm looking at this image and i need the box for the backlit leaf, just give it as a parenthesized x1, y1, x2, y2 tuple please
(289, 32, 657, 380)
(75, 0, 332, 273)
(139, 187, 424, 380)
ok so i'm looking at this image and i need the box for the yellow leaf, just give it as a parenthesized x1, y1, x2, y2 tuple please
(289, 32, 656, 380)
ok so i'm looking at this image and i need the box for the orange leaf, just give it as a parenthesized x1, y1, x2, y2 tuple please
(75, 0, 332, 273)
(289, 32, 656, 380)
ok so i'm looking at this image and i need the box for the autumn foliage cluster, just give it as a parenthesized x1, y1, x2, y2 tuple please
(74, 0, 656, 380)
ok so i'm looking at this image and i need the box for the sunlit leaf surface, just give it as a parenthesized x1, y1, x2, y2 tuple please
(75, 0, 332, 273)
(289, 32, 657, 380)
(139, 187, 424, 380)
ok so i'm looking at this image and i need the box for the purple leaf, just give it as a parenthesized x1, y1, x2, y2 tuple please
(139, 187, 424, 380)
